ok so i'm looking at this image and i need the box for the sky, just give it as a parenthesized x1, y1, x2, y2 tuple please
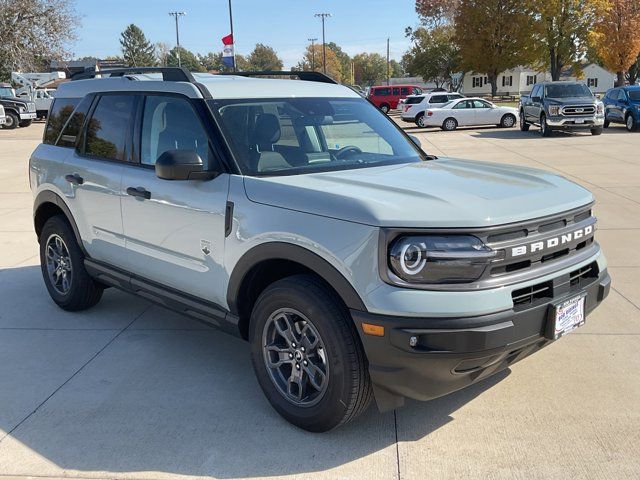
(72, 0, 419, 68)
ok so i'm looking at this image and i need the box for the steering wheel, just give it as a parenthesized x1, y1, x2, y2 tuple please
(334, 145, 363, 160)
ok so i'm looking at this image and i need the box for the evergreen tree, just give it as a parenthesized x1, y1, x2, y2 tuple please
(120, 24, 156, 67)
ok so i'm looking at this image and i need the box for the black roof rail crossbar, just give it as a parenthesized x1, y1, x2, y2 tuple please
(71, 67, 196, 83)
(220, 71, 338, 84)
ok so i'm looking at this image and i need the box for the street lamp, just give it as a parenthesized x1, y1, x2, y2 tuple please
(308, 38, 317, 71)
(169, 11, 186, 67)
(314, 13, 331, 75)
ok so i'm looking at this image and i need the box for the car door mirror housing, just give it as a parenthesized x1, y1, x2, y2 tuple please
(531, 96, 541, 103)
(155, 150, 217, 181)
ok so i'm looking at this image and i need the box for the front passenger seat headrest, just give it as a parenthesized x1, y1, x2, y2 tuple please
(253, 113, 281, 148)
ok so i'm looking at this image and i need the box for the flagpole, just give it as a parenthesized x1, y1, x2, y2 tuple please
(228, 0, 236, 71)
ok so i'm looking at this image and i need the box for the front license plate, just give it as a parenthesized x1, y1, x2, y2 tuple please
(574, 118, 585, 124)
(548, 294, 586, 340)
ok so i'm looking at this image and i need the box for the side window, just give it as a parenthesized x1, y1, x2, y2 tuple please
(84, 95, 136, 161)
(140, 95, 209, 166)
(374, 88, 391, 96)
(531, 85, 540, 98)
(473, 100, 490, 108)
(43, 98, 80, 145)
(618, 90, 627, 101)
(392, 87, 400, 96)
(430, 95, 448, 103)
(448, 94, 462, 101)
(453, 100, 471, 109)
(401, 87, 409, 95)
(58, 96, 93, 148)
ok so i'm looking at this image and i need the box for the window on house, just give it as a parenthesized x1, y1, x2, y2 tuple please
(502, 76, 513, 87)
(526, 75, 537, 86)
(587, 78, 598, 88)
(472, 76, 483, 88)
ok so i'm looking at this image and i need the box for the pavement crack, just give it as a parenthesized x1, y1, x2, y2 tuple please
(0, 304, 152, 445)
(394, 409, 401, 480)
(612, 286, 640, 312)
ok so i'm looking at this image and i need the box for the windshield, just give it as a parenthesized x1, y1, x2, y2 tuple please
(545, 83, 593, 98)
(210, 97, 424, 176)
(628, 90, 640, 101)
(0, 87, 15, 97)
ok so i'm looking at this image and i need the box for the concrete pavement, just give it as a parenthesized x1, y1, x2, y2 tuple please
(0, 122, 639, 479)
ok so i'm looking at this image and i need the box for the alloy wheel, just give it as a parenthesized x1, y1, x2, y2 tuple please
(503, 115, 515, 128)
(627, 115, 635, 131)
(45, 234, 73, 295)
(262, 308, 329, 406)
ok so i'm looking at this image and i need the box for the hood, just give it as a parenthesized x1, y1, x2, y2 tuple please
(243, 159, 594, 228)
(546, 96, 596, 105)
(0, 96, 29, 107)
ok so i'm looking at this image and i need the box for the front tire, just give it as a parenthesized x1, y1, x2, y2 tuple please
(540, 114, 552, 137)
(442, 117, 458, 131)
(2, 111, 19, 129)
(39, 215, 103, 311)
(519, 110, 530, 131)
(380, 104, 390, 114)
(19, 119, 32, 128)
(500, 113, 516, 128)
(249, 275, 372, 432)
(604, 118, 610, 128)
(626, 114, 637, 132)
(591, 126, 603, 135)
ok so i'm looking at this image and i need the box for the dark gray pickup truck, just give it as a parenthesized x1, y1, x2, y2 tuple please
(520, 81, 604, 137)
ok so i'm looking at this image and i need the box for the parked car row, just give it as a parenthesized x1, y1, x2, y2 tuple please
(603, 85, 640, 132)
(0, 82, 37, 129)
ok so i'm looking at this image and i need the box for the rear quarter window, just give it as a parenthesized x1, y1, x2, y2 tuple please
(43, 98, 81, 145)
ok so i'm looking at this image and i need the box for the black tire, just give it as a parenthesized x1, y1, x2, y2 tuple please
(603, 118, 610, 128)
(380, 103, 390, 114)
(39, 215, 103, 311)
(500, 113, 516, 128)
(540, 114, 552, 137)
(591, 126, 603, 135)
(2, 111, 19, 129)
(441, 117, 458, 131)
(415, 112, 426, 128)
(625, 114, 637, 132)
(249, 274, 372, 432)
(519, 110, 530, 131)
(19, 119, 32, 128)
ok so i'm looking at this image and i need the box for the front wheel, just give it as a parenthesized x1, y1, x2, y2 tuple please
(249, 275, 372, 432)
(604, 118, 610, 128)
(540, 114, 552, 137)
(39, 215, 104, 311)
(19, 119, 32, 128)
(380, 104, 390, 114)
(500, 114, 516, 128)
(626, 114, 637, 132)
(2, 111, 19, 129)
(591, 126, 603, 136)
(519, 110, 530, 131)
(442, 117, 458, 131)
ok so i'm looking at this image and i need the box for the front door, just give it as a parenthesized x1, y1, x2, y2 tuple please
(451, 100, 477, 125)
(472, 99, 496, 125)
(120, 94, 229, 305)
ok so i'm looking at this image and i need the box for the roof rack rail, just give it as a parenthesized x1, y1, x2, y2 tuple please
(219, 71, 338, 85)
(71, 67, 196, 83)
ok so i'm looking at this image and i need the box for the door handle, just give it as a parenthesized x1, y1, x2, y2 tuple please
(65, 174, 84, 185)
(126, 186, 151, 200)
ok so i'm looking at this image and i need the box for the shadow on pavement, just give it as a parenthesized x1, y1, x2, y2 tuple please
(0, 265, 510, 478)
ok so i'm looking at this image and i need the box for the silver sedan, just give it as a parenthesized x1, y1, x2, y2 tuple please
(420, 98, 519, 131)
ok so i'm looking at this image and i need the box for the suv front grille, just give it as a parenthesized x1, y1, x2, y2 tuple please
(562, 105, 595, 116)
(511, 262, 599, 310)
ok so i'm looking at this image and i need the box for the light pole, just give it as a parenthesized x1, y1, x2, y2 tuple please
(308, 38, 317, 71)
(314, 13, 331, 74)
(169, 11, 186, 67)
(228, 0, 236, 71)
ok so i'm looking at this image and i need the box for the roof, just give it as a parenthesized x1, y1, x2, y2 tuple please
(54, 72, 359, 100)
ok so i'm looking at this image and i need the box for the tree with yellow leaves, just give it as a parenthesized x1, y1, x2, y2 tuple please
(590, 0, 640, 86)
(296, 44, 344, 83)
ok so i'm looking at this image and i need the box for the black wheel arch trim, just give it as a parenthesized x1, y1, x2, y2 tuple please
(227, 242, 367, 315)
(33, 190, 89, 257)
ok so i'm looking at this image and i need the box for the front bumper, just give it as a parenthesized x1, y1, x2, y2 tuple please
(19, 112, 37, 121)
(546, 115, 604, 128)
(0, 117, 5, 125)
(353, 267, 611, 411)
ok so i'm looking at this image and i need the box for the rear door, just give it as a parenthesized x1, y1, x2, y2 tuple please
(62, 93, 136, 268)
(119, 93, 230, 305)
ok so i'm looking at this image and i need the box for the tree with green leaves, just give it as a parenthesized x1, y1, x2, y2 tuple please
(389, 60, 404, 79)
(0, 0, 79, 81)
(120, 24, 156, 67)
(245, 44, 283, 71)
(403, 25, 459, 88)
(326, 42, 352, 81)
(352, 53, 387, 87)
(166, 47, 205, 72)
(455, 0, 537, 96)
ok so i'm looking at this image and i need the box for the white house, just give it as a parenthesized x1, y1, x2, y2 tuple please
(560, 63, 615, 94)
(461, 66, 551, 96)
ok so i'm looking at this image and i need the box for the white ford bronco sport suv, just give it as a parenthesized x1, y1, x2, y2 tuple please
(30, 68, 610, 432)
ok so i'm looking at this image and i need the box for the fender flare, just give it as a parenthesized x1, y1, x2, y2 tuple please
(33, 190, 87, 256)
(227, 242, 367, 315)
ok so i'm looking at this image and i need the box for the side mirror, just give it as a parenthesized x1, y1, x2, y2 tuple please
(531, 96, 541, 103)
(409, 134, 422, 149)
(155, 150, 216, 181)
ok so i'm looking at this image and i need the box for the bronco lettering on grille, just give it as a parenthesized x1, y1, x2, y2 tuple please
(511, 225, 594, 257)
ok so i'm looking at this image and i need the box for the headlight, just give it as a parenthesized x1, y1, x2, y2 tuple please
(19, 106, 25, 112)
(388, 235, 496, 285)
(596, 102, 604, 115)
(548, 105, 561, 116)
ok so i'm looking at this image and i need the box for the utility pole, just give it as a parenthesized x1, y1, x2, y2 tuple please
(314, 13, 331, 74)
(386, 37, 390, 86)
(308, 38, 317, 70)
(169, 11, 186, 67)
(228, 0, 236, 71)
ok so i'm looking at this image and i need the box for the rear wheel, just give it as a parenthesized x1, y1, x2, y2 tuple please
(442, 117, 458, 131)
(540, 114, 552, 137)
(249, 275, 372, 432)
(500, 114, 516, 128)
(380, 104, 390, 114)
(591, 126, 603, 136)
(39, 215, 103, 311)
(626, 114, 637, 132)
(415, 112, 426, 128)
(519, 110, 530, 131)
(2, 111, 18, 129)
